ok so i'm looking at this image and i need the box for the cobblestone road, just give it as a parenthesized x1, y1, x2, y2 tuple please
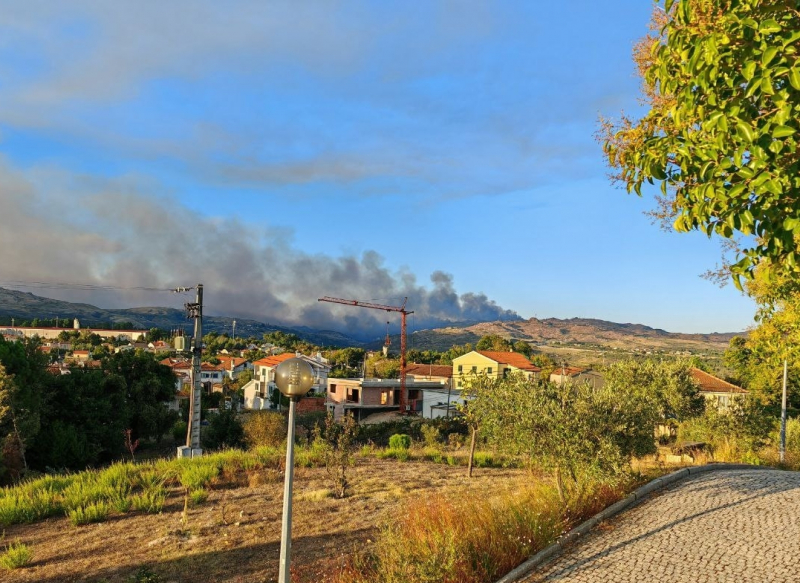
(521, 469, 800, 583)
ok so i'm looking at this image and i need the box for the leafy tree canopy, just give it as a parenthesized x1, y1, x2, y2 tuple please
(602, 0, 800, 289)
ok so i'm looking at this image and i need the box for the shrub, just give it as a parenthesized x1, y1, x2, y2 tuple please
(179, 461, 220, 491)
(388, 434, 411, 450)
(343, 486, 563, 583)
(68, 501, 110, 526)
(678, 398, 775, 461)
(314, 414, 358, 498)
(172, 421, 188, 444)
(420, 424, 441, 448)
(203, 409, 245, 451)
(242, 411, 287, 448)
(189, 488, 208, 506)
(130, 566, 164, 583)
(0, 540, 32, 570)
(131, 487, 167, 514)
(447, 433, 465, 450)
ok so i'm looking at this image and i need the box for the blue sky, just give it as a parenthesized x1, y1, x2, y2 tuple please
(0, 1, 756, 337)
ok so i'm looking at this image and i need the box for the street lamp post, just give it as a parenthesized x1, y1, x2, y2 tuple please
(275, 357, 314, 583)
(780, 358, 788, 463)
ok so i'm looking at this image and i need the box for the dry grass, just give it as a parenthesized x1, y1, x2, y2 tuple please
(1, 458, 532, 583)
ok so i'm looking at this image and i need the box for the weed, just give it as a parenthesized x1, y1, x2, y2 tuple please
(420, 424, 441, 448)
(388, 434, 411, 450)
(0, 539, 32, 570)
(68, 501, 110, 526)
(129, 566, 163, 583)
(189, 488, 208, 506)
(179, 461, 219, 491)
(131, 487, 167, 514)
(298, 488, 333, 502)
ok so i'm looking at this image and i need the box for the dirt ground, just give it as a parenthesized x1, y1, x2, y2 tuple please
(3, 458, 531, 583)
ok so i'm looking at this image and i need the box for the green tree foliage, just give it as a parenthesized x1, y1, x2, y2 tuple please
(724, 271, 800, 410)
(0, 338, 47, 472)
(476, 334, 513, 352)
(601, 0, 800, 287)
(203, 410, 245, 450)
(440, 343, 473, 365)
(29, 370, 129, 469)
(101, 352, 178, 443)
(263, 331, 303, 351)
(530, 353, 557, 379)
(603, 359, 706, 422)
(679, 396, 774, 456)
(513, 340, 533, 358)
(327, 347, 366, 378)
(468, 373, 659, 500)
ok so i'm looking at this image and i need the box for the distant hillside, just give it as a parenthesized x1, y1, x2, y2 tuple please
(0, 288, 360, 348)
(0, 287, 746, 356)
(380, 317, 745, 355)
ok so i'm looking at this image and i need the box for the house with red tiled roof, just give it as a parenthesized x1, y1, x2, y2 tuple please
(550, 366, 605, 389)
(216, 355, 252, 380)
(452, 350, 541, 389)
(243, 353, 330, 410)
(691, 368, 748, 411)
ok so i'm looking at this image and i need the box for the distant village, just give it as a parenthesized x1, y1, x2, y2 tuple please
(0, 317, 748, 423)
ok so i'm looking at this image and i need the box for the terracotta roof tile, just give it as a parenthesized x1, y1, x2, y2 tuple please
(253, 353, 296, 368)
(476, 351, 541, 372)
(691, 368, 748, 394)
(406, 364, 453, 378)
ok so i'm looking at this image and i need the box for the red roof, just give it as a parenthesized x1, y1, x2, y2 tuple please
(253, 353, 296, 368)
(476, 351, 541, 372)
(691, 368, 748, 394)
(217, 355, 247, 369)
(406, 364, 453, 378)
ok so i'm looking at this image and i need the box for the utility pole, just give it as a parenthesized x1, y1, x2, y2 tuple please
(184, 284, 203, 455)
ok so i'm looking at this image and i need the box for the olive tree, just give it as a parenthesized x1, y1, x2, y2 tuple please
(467, 373, 659, 501)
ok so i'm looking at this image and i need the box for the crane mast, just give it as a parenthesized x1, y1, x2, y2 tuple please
(318, 296, 414, 413)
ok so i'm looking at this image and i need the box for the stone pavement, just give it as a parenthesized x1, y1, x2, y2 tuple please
(520, 469, 800, 583)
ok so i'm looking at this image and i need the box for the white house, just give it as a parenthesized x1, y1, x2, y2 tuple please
(243, 352, 330, 410)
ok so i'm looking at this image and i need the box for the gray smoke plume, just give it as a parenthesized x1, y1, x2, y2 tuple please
(0, 159, 519, 340)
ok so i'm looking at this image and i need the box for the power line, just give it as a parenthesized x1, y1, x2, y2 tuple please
(0, 280, 191, 293)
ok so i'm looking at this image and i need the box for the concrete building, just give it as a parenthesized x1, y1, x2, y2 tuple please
(326, 377, 443, 421)
(452, 350, 541, 389)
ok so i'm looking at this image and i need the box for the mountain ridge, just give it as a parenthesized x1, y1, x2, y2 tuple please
(0, 287, 745, 354)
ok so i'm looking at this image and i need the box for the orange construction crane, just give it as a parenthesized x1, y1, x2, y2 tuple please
(318, 296, 414, 413)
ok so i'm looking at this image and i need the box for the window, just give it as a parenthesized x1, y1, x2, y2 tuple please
(487, 367, 492, 375)
(381, 391, 388, 405)
(471, 366, 477, 373)
(329, 384, 336, 393)
(458, 365, 463, 373)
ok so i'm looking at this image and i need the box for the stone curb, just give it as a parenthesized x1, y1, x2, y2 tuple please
(494, 463, 769, 583)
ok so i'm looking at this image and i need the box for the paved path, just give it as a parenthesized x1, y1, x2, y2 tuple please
(521, 469, 800, 583)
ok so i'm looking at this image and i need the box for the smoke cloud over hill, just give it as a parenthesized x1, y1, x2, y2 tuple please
(0, 160, 519, 340)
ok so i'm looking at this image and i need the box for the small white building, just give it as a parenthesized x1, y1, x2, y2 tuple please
(243, 352, 330, 410)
